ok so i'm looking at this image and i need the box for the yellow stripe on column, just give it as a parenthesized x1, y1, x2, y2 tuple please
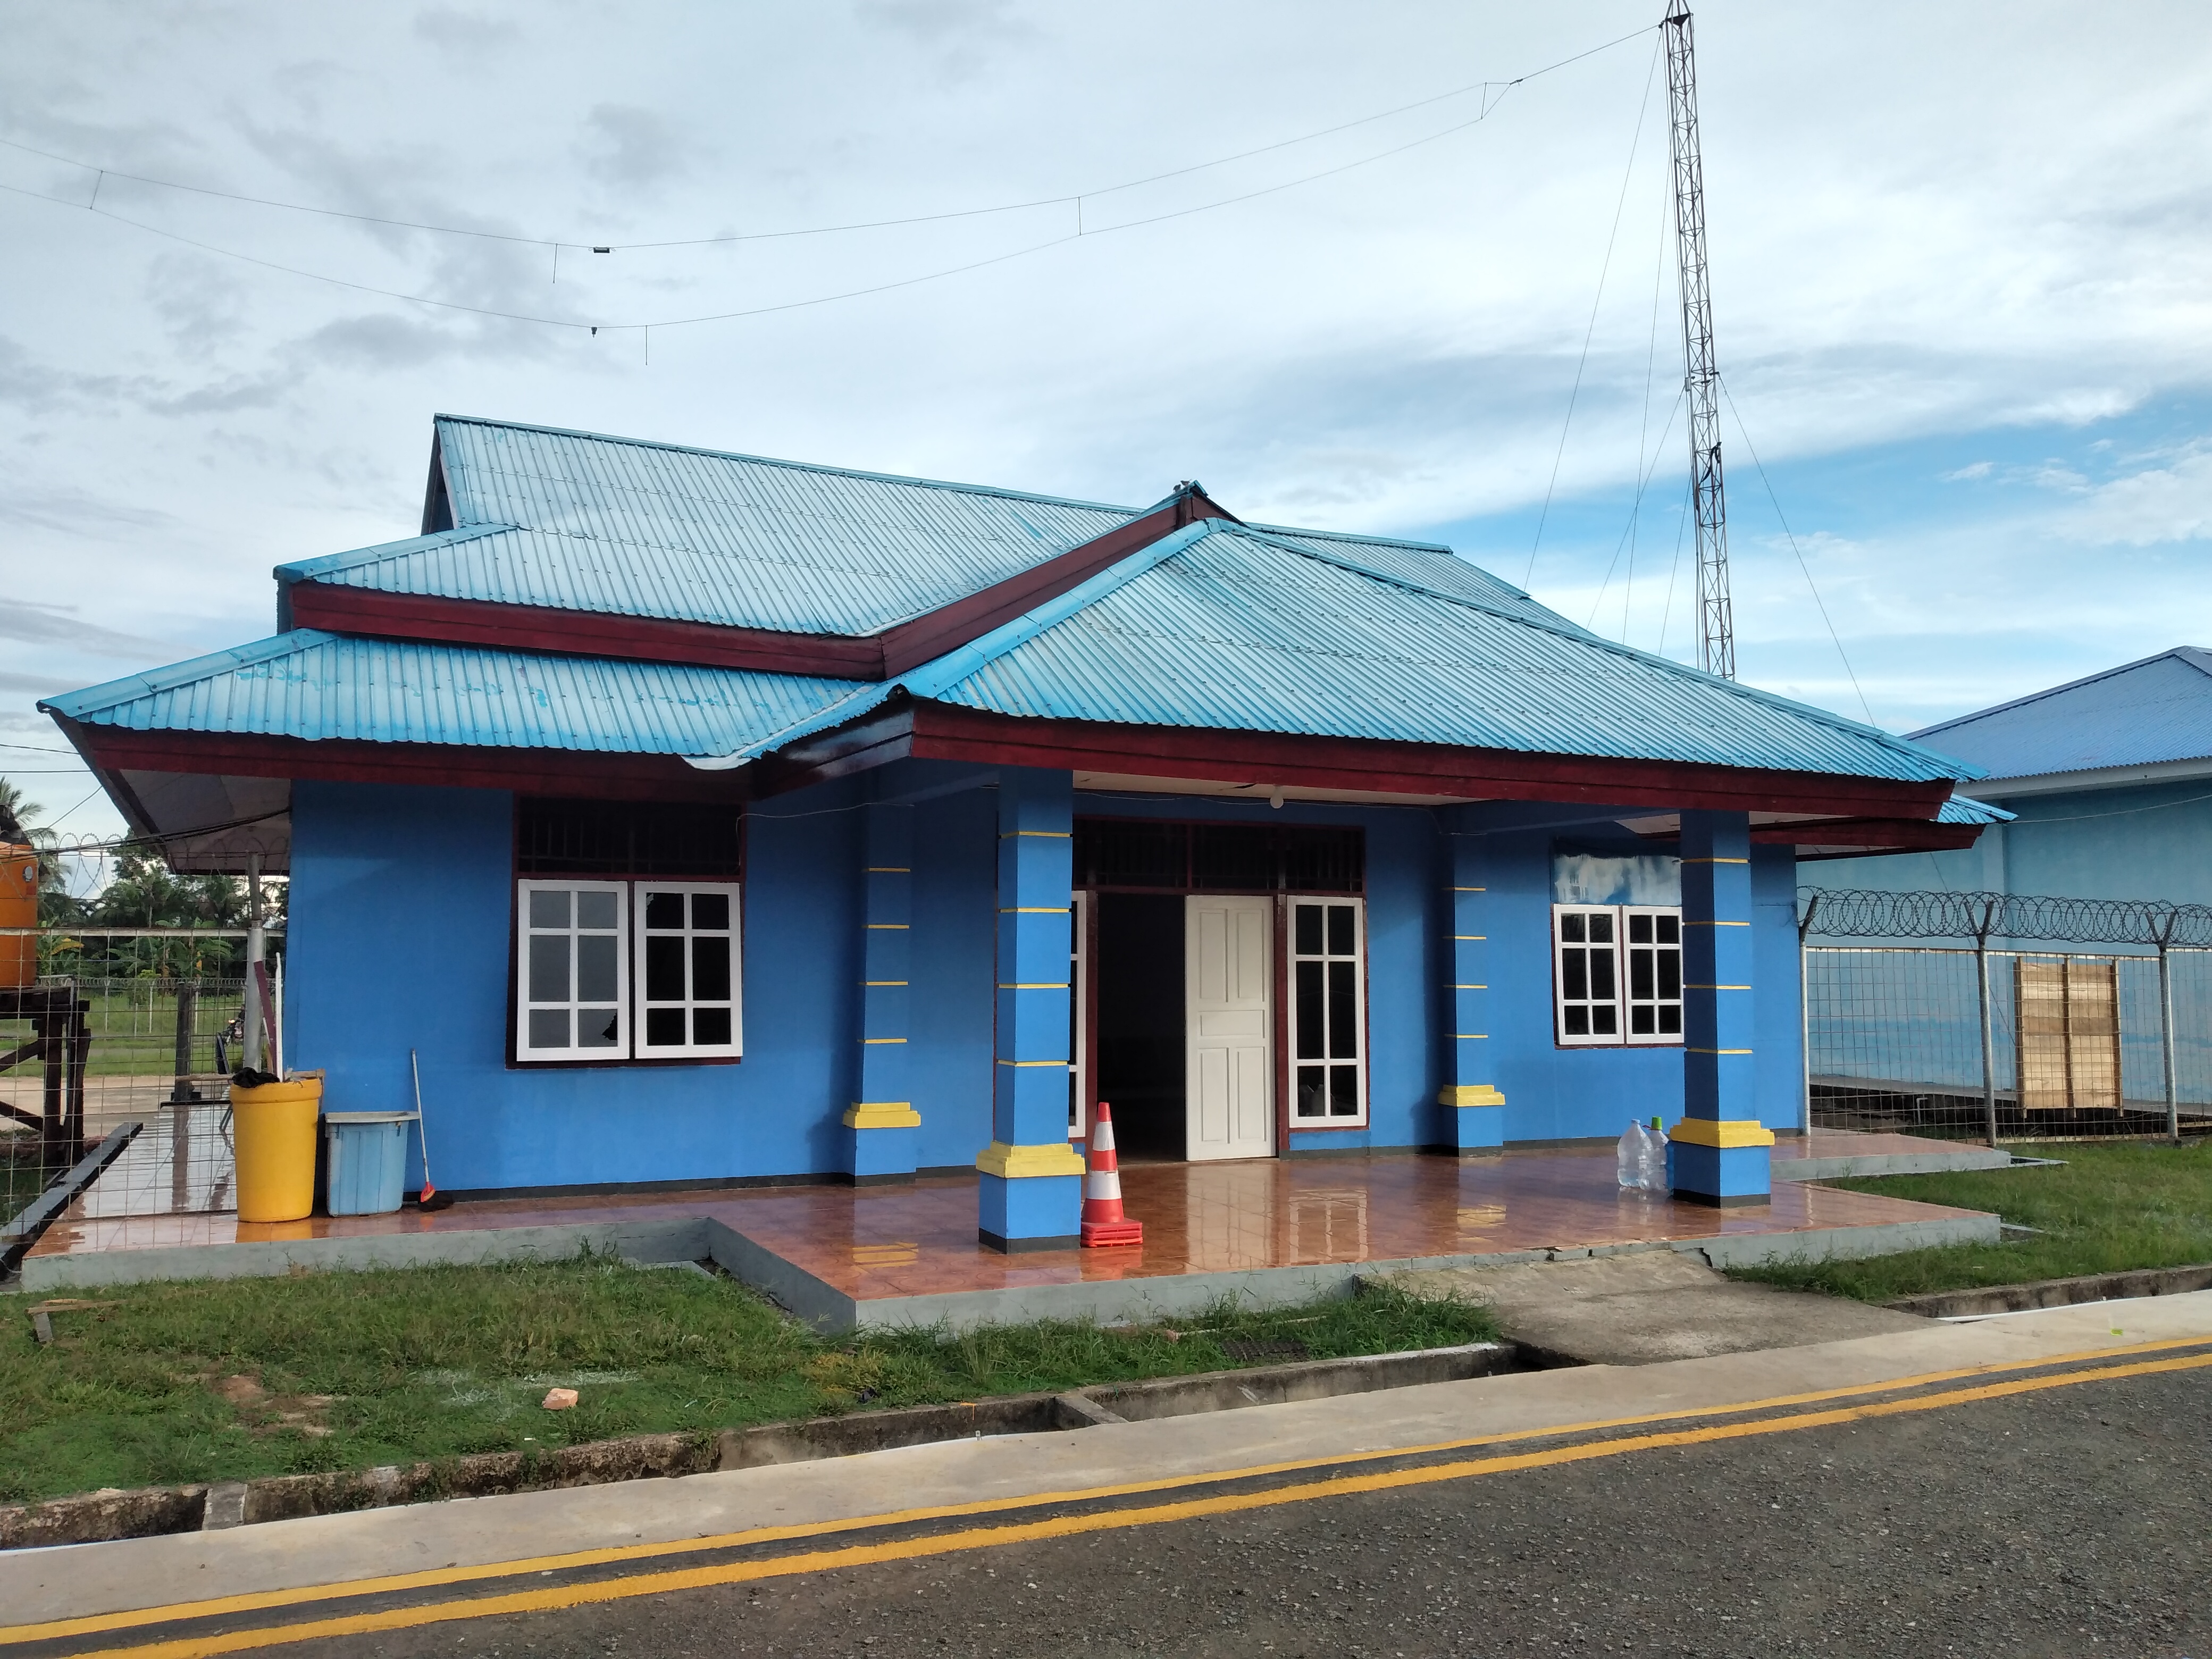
(1669, 1117, 1775, 1148)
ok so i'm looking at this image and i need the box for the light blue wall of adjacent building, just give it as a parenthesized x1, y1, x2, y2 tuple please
(283, 771, 1808, 1195)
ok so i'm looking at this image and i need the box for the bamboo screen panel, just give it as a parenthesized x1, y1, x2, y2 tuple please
(2015, 958, 2119, 1111)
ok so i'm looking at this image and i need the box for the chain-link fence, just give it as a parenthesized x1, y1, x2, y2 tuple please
(1803, 889, 2212, 1144)
(3, 929, 276, 1226)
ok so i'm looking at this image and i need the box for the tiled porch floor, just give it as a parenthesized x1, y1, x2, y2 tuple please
(29, 1138, 1989, 1304)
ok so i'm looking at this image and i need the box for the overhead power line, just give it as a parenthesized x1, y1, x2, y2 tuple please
(0, 23, 1653, 257)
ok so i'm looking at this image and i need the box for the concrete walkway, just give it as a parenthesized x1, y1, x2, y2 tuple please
(1376, 1249, 1928, 1364)
(6, 1291, 2210, 1637)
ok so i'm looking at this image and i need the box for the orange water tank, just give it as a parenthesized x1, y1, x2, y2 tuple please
(0, 844, 37, 990)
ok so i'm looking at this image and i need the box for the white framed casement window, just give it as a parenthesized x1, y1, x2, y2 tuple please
(633, 884, 743, 1060)
(1620, 906, 1684, 1044)
(517, 881, 629, 1061)
(1553, 903, 1683, 1048)
(1289, 896, 1368, 1125)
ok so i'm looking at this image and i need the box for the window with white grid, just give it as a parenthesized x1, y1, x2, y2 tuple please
(634, 884, 743, 1059)
(1291, 897, 1368, 1124)
(1553, 903, 1682, 1049)
(517, 881, 629, 1061)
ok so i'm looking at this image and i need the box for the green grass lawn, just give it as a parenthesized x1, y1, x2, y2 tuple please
(0, 1257, 1494, 1506)
(1736, 1138, 2212, 1302)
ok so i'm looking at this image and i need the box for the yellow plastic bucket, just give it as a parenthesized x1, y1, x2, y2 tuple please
(231, 1073, 323, 1222)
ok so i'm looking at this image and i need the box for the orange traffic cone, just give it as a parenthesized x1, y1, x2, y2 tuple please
(1079, 1100, 1144, 1248)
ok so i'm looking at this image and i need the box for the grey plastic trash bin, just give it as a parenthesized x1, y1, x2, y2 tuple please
(323, 1111, 418, 1216)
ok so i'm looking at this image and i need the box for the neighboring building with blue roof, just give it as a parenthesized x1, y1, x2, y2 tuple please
(1819, 647, 2212, 911)
(44, 415, 1989, 1236)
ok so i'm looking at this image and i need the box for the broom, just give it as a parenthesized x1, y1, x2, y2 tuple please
(410, 1048, 455, 1211)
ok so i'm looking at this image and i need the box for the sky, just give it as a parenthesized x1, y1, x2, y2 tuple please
(5, 0, 2212, 848)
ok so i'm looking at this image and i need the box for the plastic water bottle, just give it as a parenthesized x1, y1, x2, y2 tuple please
(1617, 1120, 1648, 1189)
(1644, 1115, 1670, 1193)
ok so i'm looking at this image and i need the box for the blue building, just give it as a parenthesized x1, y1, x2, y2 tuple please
(1820, 647, 2212, 908)
(44, 416, 1990, 1243)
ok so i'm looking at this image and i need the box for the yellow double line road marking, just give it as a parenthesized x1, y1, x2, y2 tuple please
(13, 1333, 2212, 1657)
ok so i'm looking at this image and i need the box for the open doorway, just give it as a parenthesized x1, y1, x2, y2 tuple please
(1093, 892, 1185, 1161)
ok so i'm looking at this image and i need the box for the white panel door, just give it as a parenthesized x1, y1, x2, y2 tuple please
(1185, 895, 1274, 1162)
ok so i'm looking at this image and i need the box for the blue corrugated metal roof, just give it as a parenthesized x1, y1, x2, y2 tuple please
(45, 631, 864, 756)
(1908, 648, 2212, 780)
(1938, 794, 2013, 825)
(705, 519, 1971, 784)
(281, 416, 1580, 641)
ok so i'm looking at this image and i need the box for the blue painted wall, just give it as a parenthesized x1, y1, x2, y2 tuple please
(284, 773, 1806, 1193)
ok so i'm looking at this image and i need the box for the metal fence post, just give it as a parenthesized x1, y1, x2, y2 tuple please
(1797, 895, 1820, 1138)
(1975, 902, 1998, 1150)
(2158, 933, 2180, 1146)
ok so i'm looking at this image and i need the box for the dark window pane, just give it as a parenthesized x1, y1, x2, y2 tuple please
(1589, 912, 1614, 943)
(1327, 904, 1354, 957)
(527, 1009, 569, 1049)
(692, 936, 732, 1002)
(1629, 950, 1654, 1000)
(516, 798, 740, 877)
(1657, 914, 1679, 944)
(1631, 1006, 1655, 1035)
(691, 891, 730, 932)
(644, 891, 685, 930)
(1592, 1006, 1618, 1035)
(1296, 1066, 1328, 1117)
(529, 889, 569, 929)
(581, 1009, 621, 1048)
(576, 935, 619, 1003)
(1295, 961, 1325, 1059)
(1191, 823, 1276, 890)
(577, 890, 619, 930)
(1330, 1065, 1359, 1116)
(1658, 953, 1681, 1000)
(1327, 960, 1358, 1058)
(646, 1008, 686, 1047)
(645, 935, 686, 1002)
(527, 935, 569, 1003)
(1629, 913, 1652, 944)
(1658, 1006, 1682, 1034)
(1563, 950, 1588, 1001)
(1561, 912, 1585, 943)
(1589, 950, 1615, 1001)
(1295, 904, 1322, 957)
(1565, 1006, 1589, 1036)
(693, 1007, 732, 1046)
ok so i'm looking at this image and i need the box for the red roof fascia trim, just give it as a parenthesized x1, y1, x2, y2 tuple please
(903, 705, 1956, 819)
(1751, 818, 1985, 851)
(76, 729, 748, 803)
(286, 490, 1228, 679)
(285, 584, 884, 679)
(876, 492, 1230, 676)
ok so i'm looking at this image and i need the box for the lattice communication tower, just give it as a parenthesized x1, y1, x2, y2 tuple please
(1663, 7, 1735, 679)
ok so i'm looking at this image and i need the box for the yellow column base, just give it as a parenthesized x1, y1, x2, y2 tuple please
(1437, 1085, 1506, 1108)
(843, 1102, 922, 1129)
(1669, 1117, 1775, 1149)
(975, 1139, 1086, 1178)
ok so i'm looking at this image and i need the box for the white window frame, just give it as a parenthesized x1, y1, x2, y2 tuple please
(1288, 895, 1369, 1127)
(1552, 903, 1683, 1049)
(632, 882, 744, 1061)
(516, 879, 631, 1062)
(1620, 904, 1685, 1047)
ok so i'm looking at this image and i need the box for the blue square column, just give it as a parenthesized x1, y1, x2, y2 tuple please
(1669, 809, 1773, 1206)
(1436, 833, 1505, 1153)
(977, 767, 1085, 1251)
(842, 800, 920, 1184)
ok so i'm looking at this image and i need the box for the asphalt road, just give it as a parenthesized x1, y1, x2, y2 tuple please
(283, 1360, 2208, 1659)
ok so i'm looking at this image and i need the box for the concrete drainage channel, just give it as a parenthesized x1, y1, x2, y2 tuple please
(0, 1337, 1537, 1552)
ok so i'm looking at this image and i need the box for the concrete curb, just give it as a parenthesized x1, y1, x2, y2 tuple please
(1772, 1145, 2013, 1181)
(0, 1341, 1519, 1552)
(1887, 1262, 2212, 1320)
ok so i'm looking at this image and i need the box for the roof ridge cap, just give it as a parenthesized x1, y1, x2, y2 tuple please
(1907, 646, 2212, 740)
(1225, 523, 1975, 779)
(432, 414, 1142, 517)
